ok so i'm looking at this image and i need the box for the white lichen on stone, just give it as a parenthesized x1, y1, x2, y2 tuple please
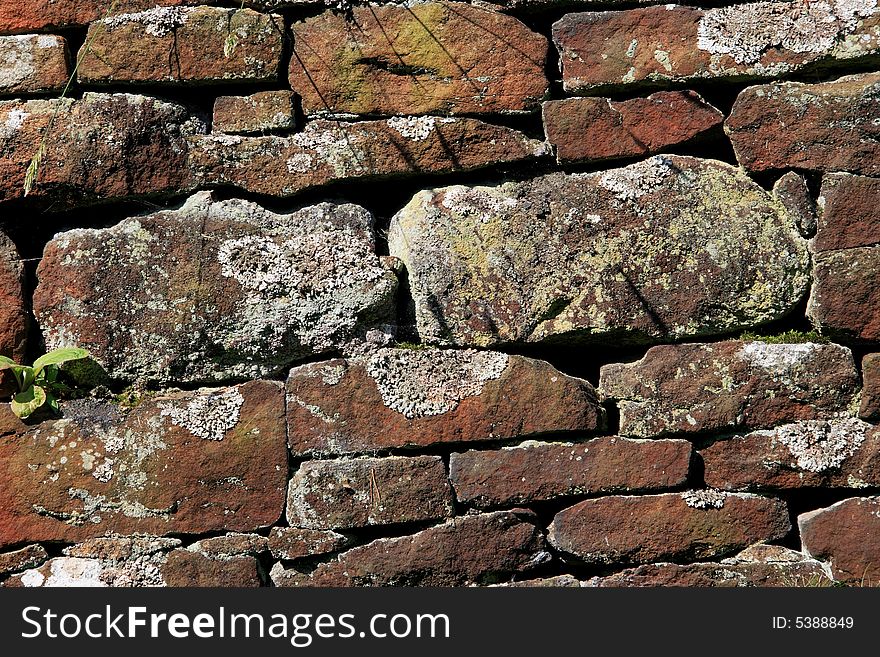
(697, 0, 877, 65)
(681, 488, 728, 509)
(768, 417, 869, 472)
(159, 387, 245, 441)
(737, 341, 821, 371)
(0, 35, 37, 90)
(439, 186, 519, 222)
(286, 152, 314, 173)
(386, 116, 445, 141)
(598, 156, 673, 201)
(363, 348, 510, 418)
(103, 7, 190, 37)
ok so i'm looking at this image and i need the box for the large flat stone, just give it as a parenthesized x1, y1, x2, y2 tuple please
(0, 380, 287, 549)
(389, 156, 809, 347)
(34, 191, 397, 385)
(287, 349, 604, 457)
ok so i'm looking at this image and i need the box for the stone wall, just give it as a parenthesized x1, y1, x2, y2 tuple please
(1, 0, 879, 587)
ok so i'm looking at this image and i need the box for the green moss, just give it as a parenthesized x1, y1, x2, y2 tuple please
(394, 341, 432, 351)
(113, 386, 157, 409)
(738, 329, 829, 344)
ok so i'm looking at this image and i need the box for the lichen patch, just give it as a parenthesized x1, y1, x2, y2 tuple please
(159, 387, 245, 441)
(681, 489, 728, 509)
(697, 0, 877, 65)
(770, 417, 869, 472)
(363, 348, 510, 418)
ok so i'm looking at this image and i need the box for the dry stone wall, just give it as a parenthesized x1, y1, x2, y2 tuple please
(1, 0, 880, 588)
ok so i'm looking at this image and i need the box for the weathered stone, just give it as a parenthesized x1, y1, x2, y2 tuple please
(808, 173, 880, 342)
(290, 2, 548, 116)
(269, 527, 350, 561)
(287, 456, 454, 530)
(800, 496, 880, 585)
(494, 575, 583, 587)
(0, 93, 203, 207)
(0, 544, 48, 578)
(272, 510, 547, 586)
(161, 549, 261, 587)
(34, 191, 397, 384)
(600, 341, 858, 438)
(701, 418, 880, 491)
(809, 247, 880, 342)
(542, 91, 723, 164)
(188, 118, 549, 198)
(449, 437, 691, 508)
(727, 73, 880, 175)
(861, 354, 880, 419)
(389, 156, 809, 348)
(553, 2, 880, 94)
(0, 380, 287, 549)
(1, 1, 192, 34)
(79, 7, 283, 85)
(773, 172, 816, 238)
(586, 545, 833, 587)
(0, 35, 69, 96)
(186, 533, 268, 558)
(814, 173, 880, 252)
(548, 492, 790, 565)
(8, 534, 261, 587)
(0, 231, 27, 371)
(807, 173, 880, 342)
(213, 91, 297, 134)
(287, 349, 604, 457)
(63, 535, 182, 561)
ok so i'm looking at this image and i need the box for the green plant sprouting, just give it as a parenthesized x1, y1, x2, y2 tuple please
(0, 347, 89, 419)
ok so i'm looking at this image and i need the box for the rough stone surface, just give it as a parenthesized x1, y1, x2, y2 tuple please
(34, 191, 397, 385)
(553, 2, 880, 93)
(188, 118, 549, 198)
(548, 492, 791, 565)
(79, 7, 283, 85)
(269, 527, 350, 561)
(389, 156, 809, 348)
(586, 545, 833, 587)
(213, 91, 297, 135)
(287, 456, 454, 530)
(861, 353, 880, 419)
(161, 549, 261, 587)
(0, 1, 198, 34)
(542, 91, 723, 164)
(814, 173, 880, 252)
(449, 437, 691, 508)
(290, 2, 548, 116)
(0, 35, 69, 96)
(599, 341, 859, 438)
(809, 247, 880, 342)
(0, 92, 203, 207)
(0, 544, 48, 578)
(493, 575, 583, 587)
(0, 380, 287, 549)
(0, 231, 27, 371)
(800, 496, 880, 585)
(272, 510, 547, 586)
(286, 349, 604, 457)
(701, 418, 880, 491)
(773, 172, 816, 238)
(185, 533, 268, 558)
(727, 72, 880, 175)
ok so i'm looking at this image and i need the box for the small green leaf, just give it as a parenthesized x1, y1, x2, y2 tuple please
(0, 355, 18, 370)
(33, 347, 89, 372)
(46, 392, 60, 414)
(11, 385, 47, 419)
